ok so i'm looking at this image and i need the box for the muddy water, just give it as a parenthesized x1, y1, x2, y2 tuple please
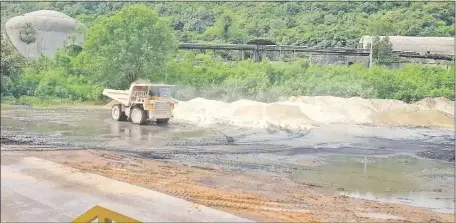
(1, 106, 454, 213)
(1, 106, 214, 148)
(292, 155, 454, 213)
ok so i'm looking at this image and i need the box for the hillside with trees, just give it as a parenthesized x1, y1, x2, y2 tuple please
(1, 2, 454, 105)
(2, 2, 454, 46)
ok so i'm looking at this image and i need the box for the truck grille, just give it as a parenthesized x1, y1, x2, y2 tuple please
(154, 102, 170, 116)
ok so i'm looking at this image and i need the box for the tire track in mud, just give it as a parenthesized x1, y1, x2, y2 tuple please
(2, 123, 454, 165)
(2, 106, 454, 166)
(17, 149, 453, 223)
(56, 150, 317, 222)
(1, 121, 306, 152)
(0, 128, 317, 176)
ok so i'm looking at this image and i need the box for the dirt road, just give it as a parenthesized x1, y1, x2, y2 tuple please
(1, 106, 454, 222)
(1, 151, 252, 222)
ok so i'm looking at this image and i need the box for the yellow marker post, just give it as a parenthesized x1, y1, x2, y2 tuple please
(72, 205, 142, 223)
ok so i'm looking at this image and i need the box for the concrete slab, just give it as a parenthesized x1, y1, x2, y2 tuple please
(1, 155, 254, 222)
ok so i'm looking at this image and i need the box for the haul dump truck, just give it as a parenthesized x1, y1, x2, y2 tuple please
(102, 82, 176, 125)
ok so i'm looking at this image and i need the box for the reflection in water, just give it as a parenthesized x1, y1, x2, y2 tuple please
(130, 125, 143, 141)
(293, 155, 454, 214)
(110, 122, 121, 135)
(1, 107, 211, 148)
(341, 191, 454, 214)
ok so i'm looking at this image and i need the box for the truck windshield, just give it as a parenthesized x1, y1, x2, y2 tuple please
(159, 88, 172, 98)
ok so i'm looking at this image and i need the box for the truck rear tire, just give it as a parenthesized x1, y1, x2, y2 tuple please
(130, 106, 146, 125)
(156, 118, 169, 124)
(111, 104, 127, 121)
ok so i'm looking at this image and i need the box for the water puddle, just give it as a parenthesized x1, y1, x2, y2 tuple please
(1, 107, 213, 148)
(292, 154, 454, 213)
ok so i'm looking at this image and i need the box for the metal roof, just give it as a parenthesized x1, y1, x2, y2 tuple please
(132, 84, 175, 87)
(359, 35, 454, 56)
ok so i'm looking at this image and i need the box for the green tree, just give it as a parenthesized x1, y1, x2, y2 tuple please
(1, 33, 25, 96)
(83, 4, 178, 89)
(1, 34, 25, 77)
(203, 10, 246, 43)
(371, 36, 399, 66)
(19, 22, 38, 44)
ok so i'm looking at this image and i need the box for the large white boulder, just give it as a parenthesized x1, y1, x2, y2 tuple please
(5, 10, 87, 58)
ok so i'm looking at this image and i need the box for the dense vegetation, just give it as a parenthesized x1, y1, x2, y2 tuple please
(0, 2, 454, 105)
(2, 2, 454, 46)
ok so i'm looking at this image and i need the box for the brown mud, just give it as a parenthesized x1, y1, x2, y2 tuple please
(1, 105, 454, 222)
(2, 149, 453, 222)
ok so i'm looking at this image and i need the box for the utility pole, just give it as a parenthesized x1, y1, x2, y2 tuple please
(253, 45, 260, 62)
(369, 37, 373, 68)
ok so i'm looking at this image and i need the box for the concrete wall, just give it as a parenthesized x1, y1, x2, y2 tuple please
(308, 54, 450, 69)
(309, 54, 370, 67)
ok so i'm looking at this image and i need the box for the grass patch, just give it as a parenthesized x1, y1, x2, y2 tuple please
(0, 103, 20, 110)
(14, 96, 105, 108)
(0, 96, 21, 110)
(0, 96, 17, 103)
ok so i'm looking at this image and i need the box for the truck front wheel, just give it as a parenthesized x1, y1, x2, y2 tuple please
(130, 106, 146, 125)
(111, 104, 127, 121)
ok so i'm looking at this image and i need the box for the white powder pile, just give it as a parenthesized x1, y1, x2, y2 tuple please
(146, 96, 455, 130)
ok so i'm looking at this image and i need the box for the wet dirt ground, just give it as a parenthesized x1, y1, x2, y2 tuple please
(1, 106, 455, 222)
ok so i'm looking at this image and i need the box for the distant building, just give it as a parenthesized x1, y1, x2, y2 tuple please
(5, 10, 87, 59)
(358, 35, 454, 56)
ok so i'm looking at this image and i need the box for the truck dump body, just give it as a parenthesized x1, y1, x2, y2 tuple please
(102, 89, 130, 106)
